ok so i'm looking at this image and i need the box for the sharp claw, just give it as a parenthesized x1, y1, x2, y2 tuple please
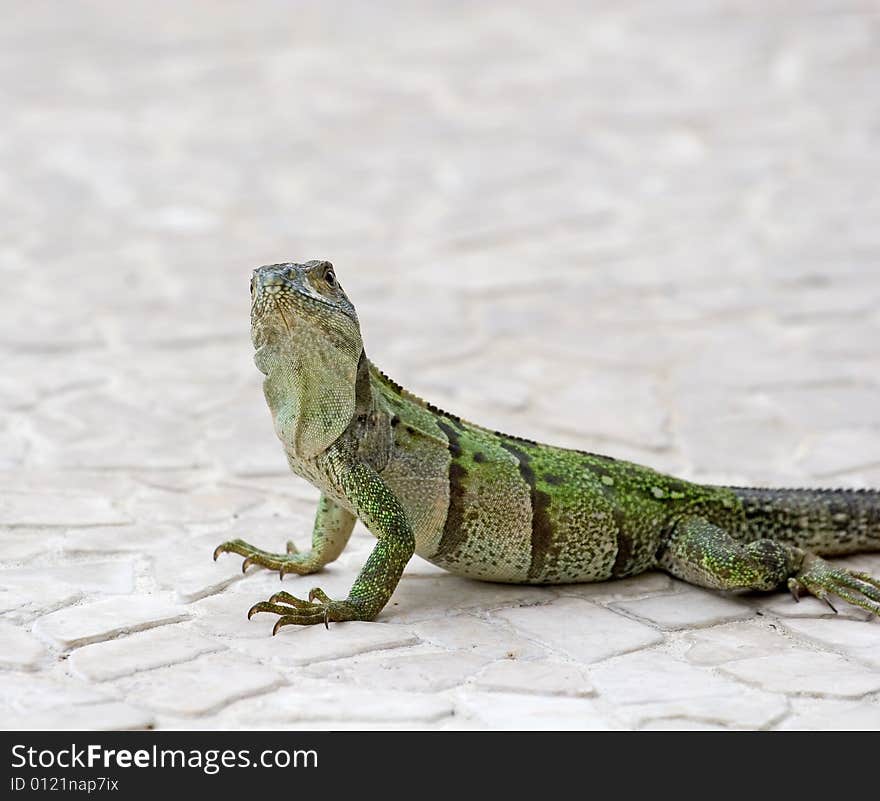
(806, 581, 838, 614)
(242, 556, 255, 574)
(324, 607, 330, 630)
(247, 604, 261, 620)
(272, 619, 285, 636)
(213, 544, 225, 561)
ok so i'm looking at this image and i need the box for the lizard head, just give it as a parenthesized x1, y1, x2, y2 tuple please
(250, 261, 364, 458)
(250, 261, 361, 357)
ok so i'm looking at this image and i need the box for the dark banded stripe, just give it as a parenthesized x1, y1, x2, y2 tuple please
(435, 420, 469, 558)
(499, 441, 555, 580)
(610, 515, 633, 577)
(585, 461, 631, 577)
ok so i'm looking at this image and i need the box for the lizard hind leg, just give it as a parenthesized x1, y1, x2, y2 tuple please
(657, 516, 880, 615)
(657, 517, 799, 592)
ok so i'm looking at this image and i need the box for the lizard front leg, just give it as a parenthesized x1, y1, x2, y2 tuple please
(658, 516, 880, 615)
(214, 494, 355, 577)
(248, 455, 415, 632)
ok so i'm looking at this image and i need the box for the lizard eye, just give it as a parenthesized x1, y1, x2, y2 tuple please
(324, 268, 336, 287)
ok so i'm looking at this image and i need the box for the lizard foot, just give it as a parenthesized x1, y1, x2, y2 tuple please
(787, 554, 880, 616)
(213, 538, 320, 578)
(247, 588, 365, 633)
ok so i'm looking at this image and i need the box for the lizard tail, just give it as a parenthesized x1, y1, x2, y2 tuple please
(731, 486, 880, 556)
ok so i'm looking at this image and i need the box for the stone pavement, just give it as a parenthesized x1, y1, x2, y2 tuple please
(2, 1, 879, 730)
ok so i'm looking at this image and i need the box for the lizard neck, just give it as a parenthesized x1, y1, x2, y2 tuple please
(259, 338, 361, 461)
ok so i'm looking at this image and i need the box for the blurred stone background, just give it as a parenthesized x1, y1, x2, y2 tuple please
(1, 1, 879, 730)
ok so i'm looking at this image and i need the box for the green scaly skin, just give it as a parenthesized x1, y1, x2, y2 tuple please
(214, 261, 880, 633)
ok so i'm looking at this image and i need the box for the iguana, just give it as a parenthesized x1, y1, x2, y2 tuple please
(214, 260, 880, 632)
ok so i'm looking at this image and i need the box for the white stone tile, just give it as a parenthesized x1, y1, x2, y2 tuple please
(684, 621, 798, 666)
(61, 524, 175, 555)
(230, 685, 453, 725)
(473, 659, 593, 697)
(557, 572, 674, 603)
(764, 385, 880, 432)
(1, 561, 136, 595)
(0, 673, 114, 716)
(0, 490, 129, 527)
(535, 371, 670, 450)
(779, 617, 880, 669)
(0, 622, 47, 670)
(2, 702, 154, 731)
(114, 652, 284, 717)
(223, 621, 418, 666)
(778, 698, 880, 731)
(612, 586, 753, 630)
(192, 590, 283, 639)
(457, 690, 616, 730)
(640, 719, 731, 731)
(305, 650, 491, 692)
(590, 652, 787, 729)
(402, 556, 450, 578)
(0, 576, 82, 619)
(124, 486, 262, 525)
(721, 650, 880, 697)
(153, 546, 244, 605)
(380, 576, 556, 624)
(625, 692, 788, 730)
(173, 568, 243, 604)
(410, 614, 546, 659)
(0, 529, 59, 563)
(494, 598, 663, 663)
(798, 429, 880, 478)
(33, 596, 190, 648)
(69, 625, 225, 681)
